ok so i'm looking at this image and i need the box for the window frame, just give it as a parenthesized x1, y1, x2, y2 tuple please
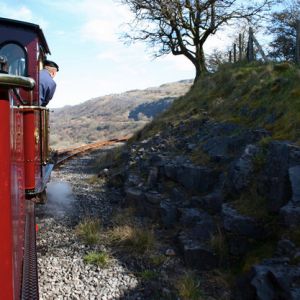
(0, 41, 28, 76)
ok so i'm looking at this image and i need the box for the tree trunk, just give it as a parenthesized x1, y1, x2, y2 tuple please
(194, 46, 207, 82)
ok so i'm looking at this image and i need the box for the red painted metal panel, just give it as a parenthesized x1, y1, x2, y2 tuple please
(11, 106, 26, 300)
(27, 38, 39, 105)
(0, 91, 14, 300)
(35, 110, 42, 190)
(23, 110, 36, 190)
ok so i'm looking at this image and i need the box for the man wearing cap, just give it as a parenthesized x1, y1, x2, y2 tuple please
(39, 59, 59, 106)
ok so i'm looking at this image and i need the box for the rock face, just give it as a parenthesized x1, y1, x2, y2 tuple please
(117, 119, 300, 298)
(222, 204, 264, 256)
(227, 144, 259, 193)
(178, 209, 218, 270)
(235, 258, 300, 300)
(164, 163, 219, 193)
(280, 165, 300, 228)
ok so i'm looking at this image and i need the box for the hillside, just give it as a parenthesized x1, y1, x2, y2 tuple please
(49, 80, 192, 149)
(98, 62, 300, 299)
(143, 62, 300, 144)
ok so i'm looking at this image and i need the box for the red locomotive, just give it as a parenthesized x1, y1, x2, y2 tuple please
(0, 18, 54, 299)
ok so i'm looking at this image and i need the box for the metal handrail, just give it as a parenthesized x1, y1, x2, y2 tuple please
(16, 106, 49, 111)
(0, 73, 35, 90)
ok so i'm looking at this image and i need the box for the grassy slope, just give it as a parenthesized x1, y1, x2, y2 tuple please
(132, 62, 300, 277)
(142, 62, 300, 145)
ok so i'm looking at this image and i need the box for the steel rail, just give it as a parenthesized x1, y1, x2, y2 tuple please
(54, 137, 130, 168)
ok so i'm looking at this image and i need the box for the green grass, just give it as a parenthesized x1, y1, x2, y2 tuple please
(210, 226, 228, 266)
(83, 251, 111, 267)
(137, 270, 159, 281)
(240, 242, 276, 272)
(148, 254, 166, 266)
(75, 218, 101, 245)
(231, 185, 269, 221)
(176, 271, 204, 300)
(108, 224, 156, 255)
(133, 62, 300, 146)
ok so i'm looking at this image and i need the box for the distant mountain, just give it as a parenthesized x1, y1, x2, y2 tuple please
(49, 80, 192, 149)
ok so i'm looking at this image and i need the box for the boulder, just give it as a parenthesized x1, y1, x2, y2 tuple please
(222, 204, 265, 256)
(160, 199, 178, 228)
(227, 144, 259, 193)
(178, 236, 218, 270)
(275, 239, 297, 258)
(235, 259, 300, 300)
(124, 187, 146, 215)
(170, 187, 188, 205)
(289, 165, 300, 203)
(144, 191, 164, 219)
(202, 135, 245, 162)
(179, 208, 215, 229)
(222, 204, 263, 239)
(191, 192, 223, 214)
(280, 201, 300, 228)
(261, 142, 291, 213)
(146, 167, 159, 188)
(164, 163, 219, 194)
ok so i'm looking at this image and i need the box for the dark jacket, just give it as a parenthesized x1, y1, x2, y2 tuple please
(39, 69, 56, 106)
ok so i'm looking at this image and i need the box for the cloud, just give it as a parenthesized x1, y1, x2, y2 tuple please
(38, 0, 132, 45)
(0, 2, 48, 29)
(0, 3, 32, 20)
(81, 19, 118, 43)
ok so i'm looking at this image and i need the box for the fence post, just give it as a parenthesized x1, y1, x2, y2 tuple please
(296, 19, 300, 64)
(239, 33, 243, 61)
(247, 27, 254, 62)
(233, 43, 237, 63)
(229, 50, 232, 63)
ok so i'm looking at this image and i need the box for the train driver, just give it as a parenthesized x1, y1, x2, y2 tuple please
(39, 59, 59, 107)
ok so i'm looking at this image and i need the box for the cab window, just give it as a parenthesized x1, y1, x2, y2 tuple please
(0, 43, 27, 76)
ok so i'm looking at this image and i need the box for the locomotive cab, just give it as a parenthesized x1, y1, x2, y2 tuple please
(0, 17, 55, 300)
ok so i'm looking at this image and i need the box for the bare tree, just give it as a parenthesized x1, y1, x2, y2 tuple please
(206, 48, 229, 72)
(267, 0, 300, 61)
(120, 0, 273, 81)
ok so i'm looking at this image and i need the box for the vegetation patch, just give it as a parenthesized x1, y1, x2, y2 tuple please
(210, 226, 228, 266)
(136, 63, 300, 146)
(110, 207, 136, 226)
(231, 185, 269, 221)
(108, 224, 156, 255)
(137, 269, 159, 281)
(83, 251, 111, 267)
(75, 218, 101, 245)
(148, 254, 166, 267)
(240, 242, 276, 273)
(92, 146, 125, 171)
(176, 271, 204, 300)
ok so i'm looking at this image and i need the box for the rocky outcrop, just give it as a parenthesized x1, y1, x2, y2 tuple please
(114, 119, 300, 299)
(280, 165, 300, 228)
(222, 204, 265, 256)
(234, 239, 300, 300)
(178, 209, 218, 270)
(163, 163, 219, 194)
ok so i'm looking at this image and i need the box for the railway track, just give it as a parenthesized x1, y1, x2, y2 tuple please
(54, 137, 130, 167)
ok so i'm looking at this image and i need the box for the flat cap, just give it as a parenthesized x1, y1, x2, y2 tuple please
(44, 59, 59, 71)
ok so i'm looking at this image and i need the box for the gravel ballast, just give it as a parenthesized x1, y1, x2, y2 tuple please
(36, 149, 140, 300)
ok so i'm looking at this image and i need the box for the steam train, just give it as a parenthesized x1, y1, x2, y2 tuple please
(0, 18, 54, 299)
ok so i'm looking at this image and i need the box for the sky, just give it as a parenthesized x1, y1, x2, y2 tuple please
(0, 0, 233, 108)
